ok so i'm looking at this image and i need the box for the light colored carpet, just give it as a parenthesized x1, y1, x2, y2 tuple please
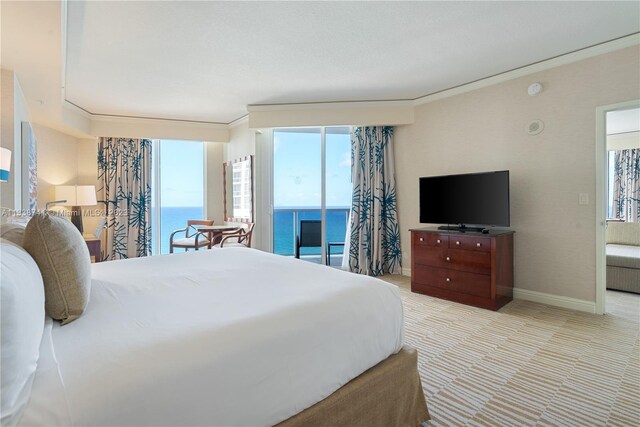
(379, 275, 640, 427)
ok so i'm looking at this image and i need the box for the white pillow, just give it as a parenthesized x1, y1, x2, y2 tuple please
(0, 238, 45, 426)
(0, 223, 26, 247)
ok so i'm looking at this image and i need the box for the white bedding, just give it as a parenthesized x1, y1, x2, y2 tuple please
(20, 248, 404, 426)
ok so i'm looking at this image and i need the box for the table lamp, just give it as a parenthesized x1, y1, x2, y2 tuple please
(55, 185, 97, 234)
(0, 147, 12, 182)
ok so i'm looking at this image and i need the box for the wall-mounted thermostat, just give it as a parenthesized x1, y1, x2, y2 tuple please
(527, 119, 545, 135)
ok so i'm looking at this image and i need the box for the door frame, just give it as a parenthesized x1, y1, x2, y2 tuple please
(594, 99, 640, 315)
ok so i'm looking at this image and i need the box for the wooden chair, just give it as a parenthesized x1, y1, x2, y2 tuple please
(215, 223, 254, 248)
(169, 219, 214, 253)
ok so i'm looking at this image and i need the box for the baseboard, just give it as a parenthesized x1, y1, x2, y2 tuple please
(401, 268, 594, 314)
(513, 288, 596, 314)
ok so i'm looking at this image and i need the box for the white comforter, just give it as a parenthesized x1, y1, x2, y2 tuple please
(20, 249, 404, 426)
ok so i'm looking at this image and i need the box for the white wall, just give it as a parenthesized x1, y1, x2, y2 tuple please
(1, 69, 29, 211)
(206, 141, 226, 224)
(394, 46, 640, 303)
(225, 121, 256, 161)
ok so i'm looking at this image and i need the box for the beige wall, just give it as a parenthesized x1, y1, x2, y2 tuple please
(394, 46, 640, 302)
(76, 138, 100, 233)
(34, 124, 80, 208)
(33, 125, 103, 232)
(247, 101, 414, 128)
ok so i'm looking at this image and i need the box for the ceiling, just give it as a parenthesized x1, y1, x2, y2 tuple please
(63, 1, 640, 124)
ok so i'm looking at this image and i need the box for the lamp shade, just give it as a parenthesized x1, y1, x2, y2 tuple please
(0, 147, 11, 182)
(55, 185, 97, 206)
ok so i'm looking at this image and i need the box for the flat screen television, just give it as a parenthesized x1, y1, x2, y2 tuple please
(419, 170, 510, 231)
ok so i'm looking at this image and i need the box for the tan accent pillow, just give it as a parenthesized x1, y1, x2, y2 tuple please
(23, 212, 91, 325)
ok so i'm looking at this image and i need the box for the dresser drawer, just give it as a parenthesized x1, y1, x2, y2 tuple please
(444, 248, 491, 275)
(413, 265, 491, 298)
(414, 232, 448, 248)
(448, 235, 491, 252)
(413, 246, 446, 268)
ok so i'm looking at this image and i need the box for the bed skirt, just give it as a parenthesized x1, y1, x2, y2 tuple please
(277, 346, 430, 427)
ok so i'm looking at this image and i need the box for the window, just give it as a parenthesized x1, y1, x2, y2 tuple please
(272, 127, 351, 265)
(607, 150, 615, 218)
(150, 140, 205, 254)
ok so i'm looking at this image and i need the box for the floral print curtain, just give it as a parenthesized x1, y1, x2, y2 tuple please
(346, 126, 401, 276)
(97, 137, 152, 260)
(613, 148, 640, 222)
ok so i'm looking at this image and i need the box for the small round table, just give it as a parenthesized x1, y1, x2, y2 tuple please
(197, 225, 241, 248)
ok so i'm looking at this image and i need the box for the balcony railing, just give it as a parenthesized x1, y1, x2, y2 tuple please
(273, 207, 350, 263)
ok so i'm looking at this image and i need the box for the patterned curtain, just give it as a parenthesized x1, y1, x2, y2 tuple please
(347, 126, 401, 276)
(613, 149, 640, 222)
(97, 137, 152, 260)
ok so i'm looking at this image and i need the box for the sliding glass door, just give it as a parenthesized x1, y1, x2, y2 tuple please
(151, 140, 205, 255)
(273, 127, 351, 265)
(325, 128, 352, 265)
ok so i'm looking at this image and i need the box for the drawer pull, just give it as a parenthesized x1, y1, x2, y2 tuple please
(456, 241, 460, 245)
(445, 277, 451, 282)
(419, 237, 424, 242)
(436, 239, 441, 244)
(476, 243, 481, 247)
(446, 256, 451, 261)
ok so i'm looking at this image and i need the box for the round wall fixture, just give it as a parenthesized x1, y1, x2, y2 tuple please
(527, 119, 545, 135)
(528, 83, 543, 96)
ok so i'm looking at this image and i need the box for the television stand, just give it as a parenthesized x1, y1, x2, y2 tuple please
(437, 224, 484, 233)
(410, 227, 515, 310)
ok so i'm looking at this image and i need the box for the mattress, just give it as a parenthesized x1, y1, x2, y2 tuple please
(20, 248, 404, 426)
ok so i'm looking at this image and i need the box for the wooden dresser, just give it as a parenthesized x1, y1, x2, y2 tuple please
(410, 228, 514, 310)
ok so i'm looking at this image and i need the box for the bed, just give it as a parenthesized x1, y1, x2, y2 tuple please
(8, 246, 429, 426)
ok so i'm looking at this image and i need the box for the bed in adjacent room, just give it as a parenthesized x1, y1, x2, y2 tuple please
(5, 242, 429, 426)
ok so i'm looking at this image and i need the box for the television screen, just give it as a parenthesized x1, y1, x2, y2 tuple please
(419, 170, 510, 226)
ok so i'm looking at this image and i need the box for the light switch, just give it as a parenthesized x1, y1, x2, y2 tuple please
(579, 193, 589, 205)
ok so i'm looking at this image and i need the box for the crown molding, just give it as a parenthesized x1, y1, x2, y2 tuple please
(413, 33, 640, 106)
(229, 114, 249, 128)
(247, 99, 413, 112)
(89, 112, 228, 128)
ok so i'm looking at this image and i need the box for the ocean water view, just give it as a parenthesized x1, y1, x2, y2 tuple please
(152, 206, 204, 255)
(152, 206, 349, 258)
(273, 207, 350, 256)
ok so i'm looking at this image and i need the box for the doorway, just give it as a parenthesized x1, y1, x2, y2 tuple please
(595, 101, 640, 315)
(272, 127, 352, 265)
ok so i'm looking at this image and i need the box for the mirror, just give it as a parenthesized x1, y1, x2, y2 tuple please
(223, 155, 253, 223)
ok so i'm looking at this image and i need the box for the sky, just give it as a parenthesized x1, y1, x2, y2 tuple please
(273, 129, 352, 208)
(157, 140, 204, 207)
